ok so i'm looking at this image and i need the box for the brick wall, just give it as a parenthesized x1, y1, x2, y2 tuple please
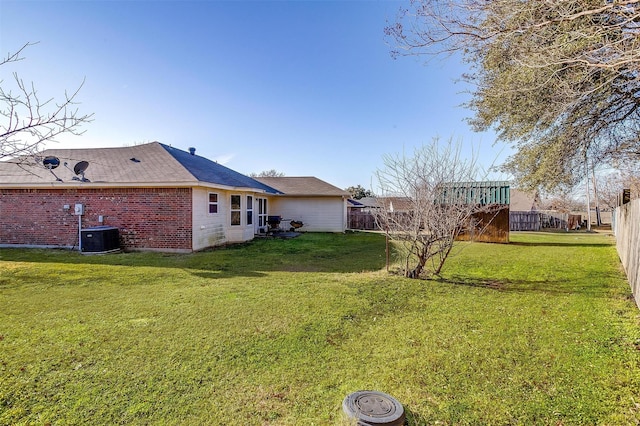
(0, 187, 192, 251)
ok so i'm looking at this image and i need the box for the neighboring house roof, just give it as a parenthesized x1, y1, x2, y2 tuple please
(359, 196, 413, 212)
(255, 176, 350, 197)
(347, 198, 364, 208)
(510, 189, 539, 211)
(0, 142, 281, 194)
(358, 197, 380, 208)
(381, 197, 413, 212)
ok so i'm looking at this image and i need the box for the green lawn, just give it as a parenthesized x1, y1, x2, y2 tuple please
(1, 231, 639, 425)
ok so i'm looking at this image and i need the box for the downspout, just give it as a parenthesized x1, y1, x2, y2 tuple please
(344, 196, 348, 231)
(78, 212, 82, 251)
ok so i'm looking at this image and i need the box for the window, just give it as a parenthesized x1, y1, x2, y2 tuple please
(256, 198, 267, 228)
(258, 198, 267, 227)
(208, 193, 218, 214)
(247, 196, 253, 225)
(231, 195, 241, 226)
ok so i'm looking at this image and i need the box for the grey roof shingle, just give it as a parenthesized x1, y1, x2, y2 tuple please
(160, 144, 281, 193)
(0, 142, 281, 194)
(255, 176, 350, 196)
(509, 189, 539, 211)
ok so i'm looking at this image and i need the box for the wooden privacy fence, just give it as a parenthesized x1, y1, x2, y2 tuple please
(614, 199, 640, 310)
(353, 210, 581, 233)
(348, 211, 378, 230)
(510, 211, 540, 231)
(510, 211, 582, 231)
(348, 211, 414, 231)
(348, 208, 510, 243)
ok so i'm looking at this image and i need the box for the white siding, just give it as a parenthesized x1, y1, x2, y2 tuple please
(225, 193, 256, 243)
(192, 187, 228, 250)
(193, 190, 347, 249)
(192, 188, 257, 250)
(268, 197, 347, 232)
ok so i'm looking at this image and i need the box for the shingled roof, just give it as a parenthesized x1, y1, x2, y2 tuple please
(0, 142, 281, 194)
(255, 176, 350, 197)
(510, 189, 539, 211)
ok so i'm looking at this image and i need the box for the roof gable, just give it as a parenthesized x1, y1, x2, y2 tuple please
(255, 176, 349, 196)
(510, 189, 539, 211)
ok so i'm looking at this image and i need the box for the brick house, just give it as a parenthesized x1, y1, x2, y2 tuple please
(0, 142, 349, 252)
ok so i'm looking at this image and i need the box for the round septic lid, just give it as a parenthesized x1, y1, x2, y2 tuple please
(342, 391, 405, 426)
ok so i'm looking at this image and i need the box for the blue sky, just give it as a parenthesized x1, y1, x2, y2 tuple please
(1, 0, 511, 190)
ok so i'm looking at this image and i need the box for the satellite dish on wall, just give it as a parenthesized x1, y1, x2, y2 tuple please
(42, 156, 62, 181)
(72, 161, 90, 182)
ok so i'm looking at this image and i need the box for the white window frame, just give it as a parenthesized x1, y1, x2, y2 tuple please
(258, 198, 268, 227)
(208, 192, 219, 214)
(230, 194, 241, 226)
(246, 196, 253, 226)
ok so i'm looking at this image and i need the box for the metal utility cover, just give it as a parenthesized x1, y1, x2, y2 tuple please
(342, 390, 405, 426)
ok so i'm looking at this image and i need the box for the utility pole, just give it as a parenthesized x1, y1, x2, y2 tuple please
(585, 153, 592, 232)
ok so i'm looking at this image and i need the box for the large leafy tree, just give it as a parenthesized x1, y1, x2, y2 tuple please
(386, 0, 640, 191)
(345, 184, 375, 199)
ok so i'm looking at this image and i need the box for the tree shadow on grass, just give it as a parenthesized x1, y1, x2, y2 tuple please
(189, 270, 268, 280)
(436, 274, 618, 298)
(0, 233, 389, 277)
(508, 241, 612, 248)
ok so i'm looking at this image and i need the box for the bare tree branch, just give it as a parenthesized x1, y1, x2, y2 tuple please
(1, 42, 93, 162)
(374, 138, 496, 279)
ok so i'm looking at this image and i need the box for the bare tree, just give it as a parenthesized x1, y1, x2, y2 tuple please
(374, 138, 492, 279)
(1, 42, 93, 161)
(386, 1, 640, 192)
(596, 167, 640, 209)
(539, 190, 584, 213)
